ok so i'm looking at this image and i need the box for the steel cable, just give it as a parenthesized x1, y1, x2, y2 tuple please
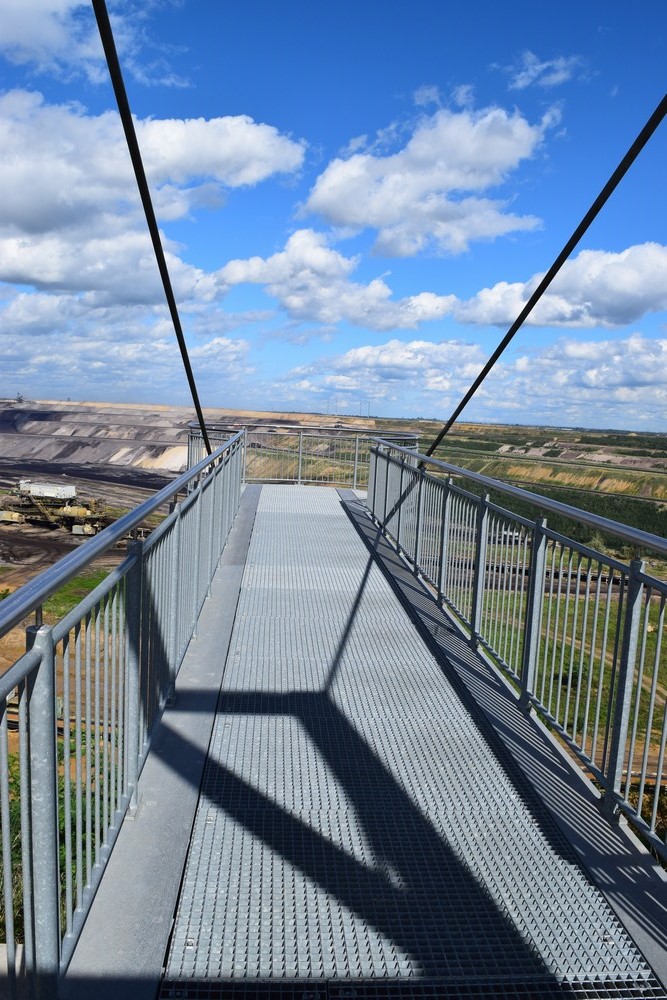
(425, 92, 667, 458)
(92, 0, 213, 454)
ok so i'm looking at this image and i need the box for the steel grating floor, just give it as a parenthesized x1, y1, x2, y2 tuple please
(161, 486, 664, 999)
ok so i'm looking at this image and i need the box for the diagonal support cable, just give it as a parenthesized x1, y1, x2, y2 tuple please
(425, 92, 667, 458)
(92, 0, 212, 454)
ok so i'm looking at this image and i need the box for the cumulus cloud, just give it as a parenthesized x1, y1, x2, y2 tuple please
(453, 244, 667, 328)
(137, 115, 306, 188)
(0, 91, 305, 235)
(0, 90, 305, 303)
(219, 229, 457, 330)
(304, 104, 554, 255)
(287, 338, 485, 403)
(506, 51, 585, 91)
(0, 0, 102, 79)
(279, 332, 667, 429)
(0, 288, 252, 400)
(217, 237, 667, 336)
(0, 225, 224, 306)
(483, 334, 667, 427)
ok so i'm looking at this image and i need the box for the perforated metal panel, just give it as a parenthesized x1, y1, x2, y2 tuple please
(162, 486, 664, 999)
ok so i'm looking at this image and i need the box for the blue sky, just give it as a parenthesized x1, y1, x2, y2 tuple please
(0, 0, 665, 430)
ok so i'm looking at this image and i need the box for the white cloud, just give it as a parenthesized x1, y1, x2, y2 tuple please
(278, 332, 667, 429)
(0, 91, 305, 236)
(287, 337, 485, 403)
(340, 134, 368, 156)
(0, 0, 101, 80)
(218, 237, 667, 336)
(0, 90, 305, 303)
(506, 51, 585, 91)
(219, 229, 456, 330)
(413, 85, 441, 107)
(451, 84, 475, 109)
(483, 334, 667, 427)
(0, 0, 189, 87)
(0, 229, 219, 305)
(304, 104, 553, 256)
(137, 115, 305, 188)
(453, 244, 667, 328)
(0, 288, 252, 401)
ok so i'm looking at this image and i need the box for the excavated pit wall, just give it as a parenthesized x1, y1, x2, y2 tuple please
(0, 401, 195, 473)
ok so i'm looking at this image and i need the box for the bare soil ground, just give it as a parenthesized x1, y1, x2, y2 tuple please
(0, 525, 84, 590)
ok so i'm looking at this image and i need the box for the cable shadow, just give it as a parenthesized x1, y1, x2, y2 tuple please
(157, 701, 577, 991)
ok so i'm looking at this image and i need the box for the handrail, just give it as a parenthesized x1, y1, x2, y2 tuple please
(0, 430, 245, 985)
(372, 437, 667, 557)
(189, 420, 419, 438)
(189, 425, 418, 490)
(0, 430, 244, 636)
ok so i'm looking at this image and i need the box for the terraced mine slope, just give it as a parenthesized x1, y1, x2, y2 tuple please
(0, 400, 193, 473)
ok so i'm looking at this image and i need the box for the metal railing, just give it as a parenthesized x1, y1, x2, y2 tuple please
(188, 423, 419, 490)
(0, 431, 244, 996)
(369, 439, 667, 861)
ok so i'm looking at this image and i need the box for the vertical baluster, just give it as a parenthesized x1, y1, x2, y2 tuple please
(414, 468, 425, 572)
(437, 478, 451, 604)
(125, 541, 143, 812)
(470, 495, 489, 646)
(602, 559, 644, 819)
(26, 625, 60, 999)
(520, 518, 547, 709)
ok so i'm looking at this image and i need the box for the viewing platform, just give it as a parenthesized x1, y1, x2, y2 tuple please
(1, 432, 666, 1000)
(63, 484, 667, 999)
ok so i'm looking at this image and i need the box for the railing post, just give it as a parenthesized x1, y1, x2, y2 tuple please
(437, 478, 452, 603)
(602, 558, 645, 819)
(396, 459, 405, 550)
(125, 540, 143, 811)
(297, 431, 303, 485)
(187, 429, 193, 471)
(232, 448, 240, 524)
(192, 481, 204, 636)
(235, 439, 242, 510)
(382, 448, 389, 528)
(520, 517, 548, 710)
(167, 502, 182, 695)
(414, 467, 425, 572)
(353, 435, 359, 491)
(470, 494, 490, 646)
(217, 458, 225, 560)
(369, 445, 377, 515)
(26, 624, 60, 999)
(222, 452, 231, 542)
(207, 470, 217, 595)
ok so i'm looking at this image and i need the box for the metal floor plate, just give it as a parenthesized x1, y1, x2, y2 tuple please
(162, 486, 664, 999)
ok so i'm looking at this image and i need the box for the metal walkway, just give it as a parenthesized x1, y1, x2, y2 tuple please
(159, 486, 664, 999)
